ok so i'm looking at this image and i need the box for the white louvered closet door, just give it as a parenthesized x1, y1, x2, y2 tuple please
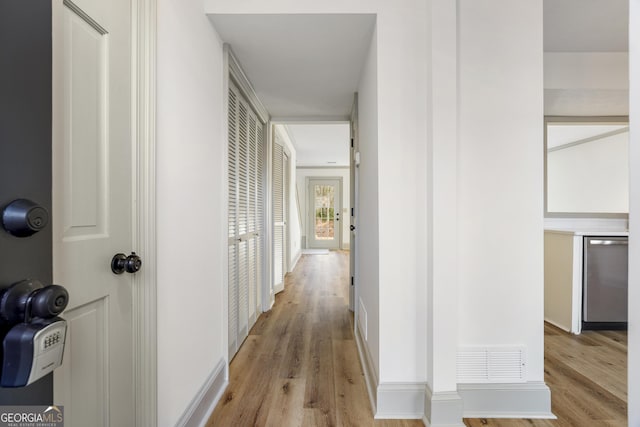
(272, 140, 286, 293)
(228, 80, 264, 360)
(283, 153, 289, 275)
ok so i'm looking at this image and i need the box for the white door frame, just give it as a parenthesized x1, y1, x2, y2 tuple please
(306, 177, 343, 250)
(131, 0, 157, 425)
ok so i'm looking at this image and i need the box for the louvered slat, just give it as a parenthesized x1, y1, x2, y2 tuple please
(228, 245, 238, 358)
(238, 101, 249, 236)
(248, 239, 256, 324)
(256, 125, 264, 311)
(228, 86, 238, 239)
(249, 115, 257, 233)
(238, 240, 249, 339)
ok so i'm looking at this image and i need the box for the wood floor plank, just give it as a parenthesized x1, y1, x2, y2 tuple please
(333, 338, 372, 427)
(279, 312, 311, 379)
(303, 408, 333, 427)
(304, 317, 337, 425)
(264, 378, 306, 427)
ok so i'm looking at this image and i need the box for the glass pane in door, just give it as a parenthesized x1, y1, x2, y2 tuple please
(314, 184, 335, 240)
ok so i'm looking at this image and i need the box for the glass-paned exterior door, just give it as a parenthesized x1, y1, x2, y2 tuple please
(308, 178, 341, 249)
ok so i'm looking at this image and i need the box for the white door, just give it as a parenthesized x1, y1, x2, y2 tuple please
(349, 95, 358, 312)
(272, 141, 287, 294)
(308, 178, 342, 250)
(52, 0, 135, 425)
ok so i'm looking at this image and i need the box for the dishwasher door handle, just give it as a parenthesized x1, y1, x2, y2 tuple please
(589, 239, 628, 246)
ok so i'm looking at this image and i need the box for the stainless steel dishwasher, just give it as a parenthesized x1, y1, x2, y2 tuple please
(582, 236, 628, 330)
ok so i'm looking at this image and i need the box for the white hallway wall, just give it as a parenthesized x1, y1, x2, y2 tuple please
(547, 131, 629, 213)
(457, 0, 544, 383)
(296, 167, 351, 250)
(157, 0, 227, 425)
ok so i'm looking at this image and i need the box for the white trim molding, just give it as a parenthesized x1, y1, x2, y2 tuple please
(376, 383, 426, 420)
(132, 0, 157, 425)
(458, 382, 555, 419)
(175, 359, 228, 427)
(226, 45, 269, 123)
(424, 388, 464, 427)
(290, 248, 302, 272)
(355, 321, 378, 415)
(355, 324, 427, 420)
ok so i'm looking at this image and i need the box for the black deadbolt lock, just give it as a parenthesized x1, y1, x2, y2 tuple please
(2, 199, 49, 237)
(111, 252, 142, 275)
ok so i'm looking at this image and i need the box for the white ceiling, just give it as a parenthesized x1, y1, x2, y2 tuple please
(209, 14, 376, 120)
(544, 0, 628, 52)
(286, 124, 350, 167)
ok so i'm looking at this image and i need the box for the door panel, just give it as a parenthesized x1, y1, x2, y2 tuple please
(64, 4, 108, 239)
(54, 299, 107, 424)
(308, 179, 341, 250)
(52, 0, 134, 425)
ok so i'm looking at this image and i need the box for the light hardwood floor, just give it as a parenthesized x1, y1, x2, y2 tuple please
(207, 251, 627, 427)
(207, 251, 422, 427)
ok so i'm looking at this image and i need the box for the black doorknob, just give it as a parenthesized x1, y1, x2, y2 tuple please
(0, 279, 68, 324)
(111, 252, 142, 275)
(350, 225, 356, 231)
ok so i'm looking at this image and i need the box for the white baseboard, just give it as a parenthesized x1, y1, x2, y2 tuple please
(354, 325, 425, 420)
(376, 383, 426, 419)
(354, 322, 378, 415)
(458, 382, 555, 419)
(424, 388, 464, 427)
(290, 249, 301, 271)
(176, 358, 228, 427)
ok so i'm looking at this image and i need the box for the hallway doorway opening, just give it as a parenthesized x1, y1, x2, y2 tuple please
(212, 13, 376, 367)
